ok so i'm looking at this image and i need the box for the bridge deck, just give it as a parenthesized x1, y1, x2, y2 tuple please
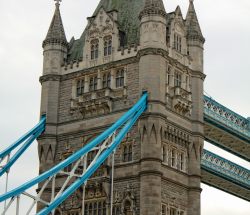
(201, 149, 250, 201)
(204, 95, 250, 161)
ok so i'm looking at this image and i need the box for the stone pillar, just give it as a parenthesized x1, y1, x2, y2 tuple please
(97, 69, 102, 89)
(85, 76, 90, 93)
(111, 68, 116, 89)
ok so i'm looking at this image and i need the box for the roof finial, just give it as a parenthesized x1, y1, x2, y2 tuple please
(54, 0, 62, 7)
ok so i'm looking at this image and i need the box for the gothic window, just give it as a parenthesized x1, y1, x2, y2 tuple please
(124, 200, 132, 215)
(174, 34, 182, 52)
(180, 152, 185, 171)
(98, 202, 102, 215)
(161, 204, 167, 215)
(113, 205, 121, 215)
(84, 201, 106, 215)
(89, 203, 93, 215)
(68, 211, 80, 215)
(167, 72, 170, 85)
(104, 36, 112, 56)
(171, 148, 176, 168)
(85, 203, 88, 215)
(91, 40, 99, 60)
(174, 73, 182, 87)
(170, 207, 177, 215)
(90, 76, 98, 92)
(102, 72, 111, 88)
(162, 146, 167, 163)
(123, 145, 132, 162)
(76, 79, 85, 96)
(103, 201, 106, 215)
(93, 202, 97, 215)
(116, 69, 125, 88)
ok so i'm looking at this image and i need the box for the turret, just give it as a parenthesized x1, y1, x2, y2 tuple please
(138, 0, 167, 102)
(138, 1, 167, 214)
(38, 1, 68, 175)
(42, 0, 68, 76)
(139, 0, 167, 49)
(185, 0, 205, 72)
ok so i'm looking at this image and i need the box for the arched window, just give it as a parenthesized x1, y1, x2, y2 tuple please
(89, 203, 93, 215)
(103, 72, 111, 88)
(93, 202, 97, 215)
(162, 146, 166, 163)
(91, 40, 99, 60)
(76, 79, 84, 96)
(123, 145, 132, 162)
(116, 69, 124, 88)
(84, 203, 88, 215)
(174, 73, 182, 87)
(123, 146, 128, 162)
(128, 145, 132, 162)
(170, 207, 177, 215)
(174, 33, 182, 52)
(180, 152, 185, 171)
(104, 36, 112, 56)
(124, 200, 132, 215)
(89, 76, 98, 91)
(113, 206, 121, 215)
(98, 202, 102, 215)
(102, 201, 106, 215)
(171, 148, 176, 168)
(162, 204, 167, 215)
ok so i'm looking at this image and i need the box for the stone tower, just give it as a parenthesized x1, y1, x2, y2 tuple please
(38, 0, 205, 214)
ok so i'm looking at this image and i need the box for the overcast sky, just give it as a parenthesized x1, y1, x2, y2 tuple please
(0, 0, 249, 214)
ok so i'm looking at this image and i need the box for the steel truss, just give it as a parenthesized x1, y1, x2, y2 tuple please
(0, 93, 148, 215)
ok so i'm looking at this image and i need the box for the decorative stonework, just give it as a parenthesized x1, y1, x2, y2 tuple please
(70, 88, 127, 118)
(39, 74, 61, 83)
(172, 87, 192, 115)
(137, 48, 169, 59)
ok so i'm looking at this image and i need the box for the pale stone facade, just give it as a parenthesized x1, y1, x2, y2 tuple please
(38, 0, 205, 214)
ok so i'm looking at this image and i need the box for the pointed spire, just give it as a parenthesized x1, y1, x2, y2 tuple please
(139, 0, 167, 20)
(185, 0, 205, 43)
(43, 0, 68, 48)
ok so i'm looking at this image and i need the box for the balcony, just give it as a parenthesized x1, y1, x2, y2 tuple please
(71, 87, 126, 118)
(172, 87, 192, 115)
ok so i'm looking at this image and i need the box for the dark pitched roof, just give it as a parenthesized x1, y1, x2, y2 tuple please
(67, 0, 146, 62)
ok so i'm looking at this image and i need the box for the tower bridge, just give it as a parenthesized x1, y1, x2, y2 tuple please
(0, 0, 249, 214)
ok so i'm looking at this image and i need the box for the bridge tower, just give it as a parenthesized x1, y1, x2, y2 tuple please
(38, 0, 68, 211)
(38, 0, 205, 214)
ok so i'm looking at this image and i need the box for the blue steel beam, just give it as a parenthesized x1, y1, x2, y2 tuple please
(201, 149, 250, 190)
(0, 126, 45, 177)
(0, 115, 46, 160)
(0, 92, 148, 203)
(37, 102, 147, 215)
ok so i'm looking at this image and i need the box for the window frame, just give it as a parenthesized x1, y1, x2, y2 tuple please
(76, 79, 85, 96)
(116, 69, 125, 88)
(104, 36, 112, 56)
(91, 39, 99, 60)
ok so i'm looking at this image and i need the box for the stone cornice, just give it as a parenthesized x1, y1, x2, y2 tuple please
(190, 70, 206, 80)
(39, 74, 61, 83)
(61, 56, 139, 81)
(137, 48, 169, 59)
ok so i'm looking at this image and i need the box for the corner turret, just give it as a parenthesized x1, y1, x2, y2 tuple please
(42, 1, 68, 75)
(139, 0, 167, 49)
(38, 1, 68, 179)
(185, 0, 205, 71)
